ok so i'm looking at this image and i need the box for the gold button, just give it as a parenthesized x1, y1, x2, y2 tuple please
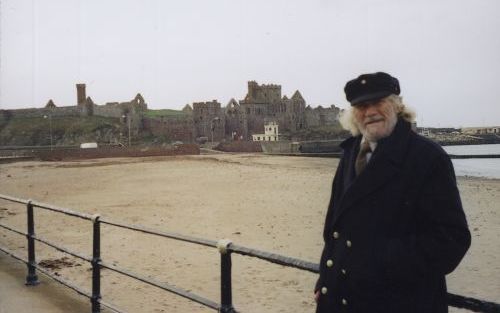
(333, 231, 339, 239)
(326, 259, 333, 267)
(341, 269, 347, 275)
(321, 287, 328, 294)
(342, 298, 348, 305)
(346, 240, 352, 248)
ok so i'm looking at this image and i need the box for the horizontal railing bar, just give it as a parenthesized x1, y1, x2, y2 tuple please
(448, 293, 500, 313)
(0, 194, 28, 204)
(33, 234, 92, 263)
(99, 217, 218, 248)
(0, 222, 27, 237)
(229, 243, 320, 273)
(3, 195, 500, 313)
(32, 201, 93, 220)
(449, 154, 500, 159)
(0, 223, 92, 263)
(0, 194, 93, 220)
(99, 260, 219, 310)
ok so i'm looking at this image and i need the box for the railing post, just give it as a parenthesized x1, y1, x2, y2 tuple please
(91, 214, 101, 313)
(25, 200, 39, 286)
(217, 239, 236, 313)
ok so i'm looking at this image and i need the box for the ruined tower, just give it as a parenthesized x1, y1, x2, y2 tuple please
(76, 84, 86, 106)
(192, 100, 225, 141)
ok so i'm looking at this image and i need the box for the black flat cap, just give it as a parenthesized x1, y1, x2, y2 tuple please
(344, 72, 400, 106)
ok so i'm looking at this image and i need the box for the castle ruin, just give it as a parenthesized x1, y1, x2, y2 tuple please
(1, 81, 340, 144)
(189, 81, 339, 141)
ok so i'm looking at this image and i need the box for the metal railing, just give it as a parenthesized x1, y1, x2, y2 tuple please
(0, 194, 499, 313)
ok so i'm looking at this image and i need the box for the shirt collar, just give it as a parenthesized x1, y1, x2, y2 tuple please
(361, 137, 377, 152)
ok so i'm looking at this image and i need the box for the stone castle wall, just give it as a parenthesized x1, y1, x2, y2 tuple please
(192, 100, 225, 141)
(236, 87, 308, 138)
(143, 116, 194, 142)
(243, 81, 282, 104)
(305, 105, 341, 127)
(93, 105, 125, 119)
(190, 82, 339, 141)
(224, 100, 246, 139)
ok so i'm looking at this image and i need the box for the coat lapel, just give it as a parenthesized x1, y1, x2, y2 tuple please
(330, 119, 412, 227)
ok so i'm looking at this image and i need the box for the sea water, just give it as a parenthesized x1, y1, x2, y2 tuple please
(442, 144, 500, 179)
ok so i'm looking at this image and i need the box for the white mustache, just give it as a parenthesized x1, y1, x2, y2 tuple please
(364, 116, 385, 125)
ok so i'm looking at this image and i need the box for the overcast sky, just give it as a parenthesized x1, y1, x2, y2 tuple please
(1, 0, 499, 127)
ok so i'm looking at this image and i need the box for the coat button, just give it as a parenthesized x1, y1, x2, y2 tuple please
(341, 269, 347, 275)
(342, 298, 348, 305)
(333, 231, 339, 239)
(346, 240, 352, 248)
(321, 287, 328, 294)
(326, 259, 333, 267)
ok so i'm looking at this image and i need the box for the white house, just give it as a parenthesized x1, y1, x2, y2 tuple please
(252, 121, 279, 141)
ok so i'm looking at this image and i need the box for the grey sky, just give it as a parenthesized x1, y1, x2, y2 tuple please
(1, 0, 499, 127)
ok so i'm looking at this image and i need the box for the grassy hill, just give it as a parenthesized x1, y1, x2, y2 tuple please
(281, 122, 349, 141)
(0, 115, 123, 146)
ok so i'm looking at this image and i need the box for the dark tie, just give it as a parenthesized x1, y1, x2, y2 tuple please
(355, 141, 372, 176)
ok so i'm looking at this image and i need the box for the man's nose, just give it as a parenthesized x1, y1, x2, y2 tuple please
(364, 104, 378, 116)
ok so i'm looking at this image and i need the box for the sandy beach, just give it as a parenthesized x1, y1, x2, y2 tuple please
(0, 154, 499, 312)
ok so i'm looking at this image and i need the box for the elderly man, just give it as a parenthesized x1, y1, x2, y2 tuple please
(314, 72, 471, 313)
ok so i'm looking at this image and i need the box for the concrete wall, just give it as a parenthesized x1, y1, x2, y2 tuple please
(259, 141, 295, 153)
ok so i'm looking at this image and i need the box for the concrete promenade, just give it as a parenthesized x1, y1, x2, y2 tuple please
(0, 253, 89, 313)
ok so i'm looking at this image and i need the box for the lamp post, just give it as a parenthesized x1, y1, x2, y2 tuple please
(122, 114, 131, 147)
(211, 117, 220, 143)
(43, 115, 53, 150)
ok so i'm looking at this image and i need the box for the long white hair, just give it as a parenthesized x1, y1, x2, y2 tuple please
(339, 95, 416, 136)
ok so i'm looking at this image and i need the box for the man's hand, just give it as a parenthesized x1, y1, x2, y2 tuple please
(314, 291, 320, 303)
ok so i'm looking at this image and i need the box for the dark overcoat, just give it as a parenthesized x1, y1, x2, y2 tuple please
(315, 119, 471, 313)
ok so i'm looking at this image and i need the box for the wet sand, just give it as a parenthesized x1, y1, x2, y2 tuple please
(0, 154, 498, 312)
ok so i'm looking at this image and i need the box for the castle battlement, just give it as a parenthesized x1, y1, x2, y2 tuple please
(192, 100, 221, 109)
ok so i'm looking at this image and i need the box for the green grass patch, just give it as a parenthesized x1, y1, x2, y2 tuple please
(283, 123, 349, 140)
(0, 115, 122, 146)
(144, 109, 187, 118)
